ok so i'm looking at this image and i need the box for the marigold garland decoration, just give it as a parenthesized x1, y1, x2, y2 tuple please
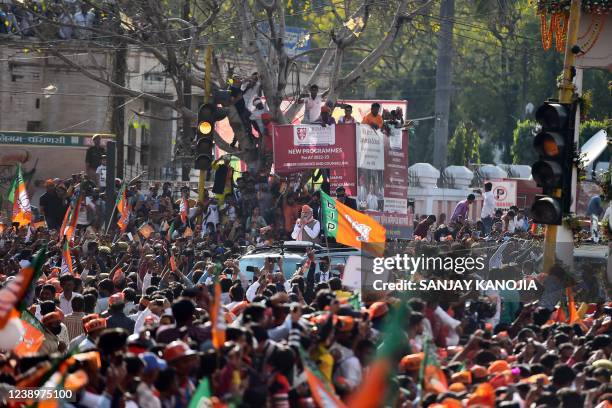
(537, 0, 610, 51)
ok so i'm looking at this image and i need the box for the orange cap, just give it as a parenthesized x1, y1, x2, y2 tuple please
(82, 313, 99, 326)
(369, 301, 389, 320)
(521, 373, 550, 385)
(451, 370, 472, 384)
(441, 398, 463, 408)
(448, 382, 467, 392)
(487, 360, 510, 375)
(64, 370, 88, 391)
(84, 318, 107, 333)
(336, 316, 355, 332)
(301, 204, 313, 213)
(109, 292, 125, 306)
(399, 352, 424, 372)
(470, 365, 488, 380)
(489, 372, 509, 389)
(467, 383, 495, 407)
(230, 301, 249, 316)
(41, 311, 62, 326)
(163, 340, 197, 362)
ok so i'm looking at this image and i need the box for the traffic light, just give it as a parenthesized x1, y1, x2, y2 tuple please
(194, 103, 226, 171)
(530, 101, 575, 225)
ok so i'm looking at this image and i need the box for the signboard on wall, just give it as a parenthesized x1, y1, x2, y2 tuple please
(486, 179, 518, 209)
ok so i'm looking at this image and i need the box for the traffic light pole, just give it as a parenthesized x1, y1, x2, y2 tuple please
(199, 45, 213, 204)
(542, 0, 581, 272)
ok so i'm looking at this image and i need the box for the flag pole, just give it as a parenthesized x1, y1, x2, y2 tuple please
(105, 188, 120, 235)
(105, 172, 146, 234)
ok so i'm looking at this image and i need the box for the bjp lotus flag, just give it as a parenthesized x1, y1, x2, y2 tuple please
(116, 184, 130, 232)
(304, 365, 347, 408)
(138, 223, 154, 239)
(9, 165, 32, 227)
(320, 190, 385, 256)
(180, 198, 189, 224)
(14, 310, 44, 356)
(60, 240, 74, 276)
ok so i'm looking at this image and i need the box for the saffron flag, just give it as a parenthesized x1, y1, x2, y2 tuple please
(320, 190, 385, 256)
(169, 254, 178, 272)
(566, 287, 579, 324)
(58, 203, 71, 242)
(138, 223, 154, 239)
(0, 246, 45, 329)
(61, 240, 73, 276)
(10, 165, 32, 227)
(211, 281, 226, 350)
(183, 226, 193, 238)
(116, 184, 130, 232)
(180, 198, 189, 224)
(304, 365, 347, 408)
(419, 337, 448, 394)
(347, 301, 408, 408)
(14, 310, 45, 356)
(61, 193, 83, 243)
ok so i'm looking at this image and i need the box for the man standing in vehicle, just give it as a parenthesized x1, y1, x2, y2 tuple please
(291, 205, 320, 243)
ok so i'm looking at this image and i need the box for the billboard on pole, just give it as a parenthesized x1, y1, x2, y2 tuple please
(273, 124, 357, 195)
(356, 125, 411, 238)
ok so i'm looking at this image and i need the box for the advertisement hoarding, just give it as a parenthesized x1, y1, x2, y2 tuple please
(273, 124, 357, 195)
(357, 126, 412, 238)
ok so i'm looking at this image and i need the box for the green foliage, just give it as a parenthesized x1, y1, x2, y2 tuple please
(361, 0, 610, 165)
(601, 168, 611, 201)
(448, 122, 481, 166)
(510, 119, 611, 164)
(511, 120, 537, 164)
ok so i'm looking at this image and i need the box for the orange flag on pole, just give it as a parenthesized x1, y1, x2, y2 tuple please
(10, 165, 32, 227)
(116, 184, 130, 232)
(180, 198, 189, 224)
(60, 240, 74, 276)
(304, 365, 347, 408)
(13, 310, 44, 356)
(346, 359, 389, 408)
(320, 190, 386, 256)
(138, 223, 154, 239)
(61, 194, 83, 243)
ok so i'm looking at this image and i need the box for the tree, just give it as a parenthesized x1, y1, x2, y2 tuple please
(432, 0, 454, 170)
(16, 0, 430, 171)
(511, 119, 611, 165)
(511, 120, 537, 165)
(447, 121, 481, 166)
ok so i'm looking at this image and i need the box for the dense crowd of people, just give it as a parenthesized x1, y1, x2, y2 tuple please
(0, 143, 610, 407)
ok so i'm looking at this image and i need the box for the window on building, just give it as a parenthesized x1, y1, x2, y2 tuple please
(26, 121, 42, 131)
(127, 125, 136, 165)
(140, 126, 150, 166)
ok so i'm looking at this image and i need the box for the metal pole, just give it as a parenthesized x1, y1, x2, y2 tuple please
(542, 0, 581, 273)
(105, 141, 117, 233)
(199, 45, 213, 203)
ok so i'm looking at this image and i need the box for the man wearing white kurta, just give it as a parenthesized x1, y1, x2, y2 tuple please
(291, 205, 320, 244)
